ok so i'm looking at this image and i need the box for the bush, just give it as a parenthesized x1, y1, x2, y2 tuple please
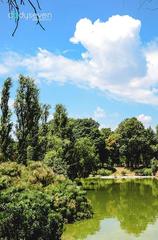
(28, 161, 55, 186)
(46, 180, 93, 223)
(151, 158, 158, 175)
(103, 164, 116, 173)
(44, 150, 68, 176)
(135, 169, 143, 176)
(0, 162, 21, 177)
(0, 162, 93, 239)
(96, 168, 112, 176)
(0, 189, 63, 240)
(0, 175, 11, 190)
(143, 168, 152, 176)
(135, 168, 152, 176)
(0, 152, 5, 162)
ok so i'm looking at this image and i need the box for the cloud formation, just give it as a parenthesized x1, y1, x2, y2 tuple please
(94, 106, 106, 120)
(137, 114, 152, 127)
(0, 15, 158, 104)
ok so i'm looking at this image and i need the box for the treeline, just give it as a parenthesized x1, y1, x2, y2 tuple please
(1, 75, 158, 177)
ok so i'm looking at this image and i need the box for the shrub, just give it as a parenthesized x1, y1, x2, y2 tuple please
(0, 153, 5, 162)
(0, 175, 11, 190)
(0, 162, 21, 177)
(96, 168, 112, 176)
(151, 158, 158, 175)
(135, 169, 143, 176)
(44, 150, 68, 176)
(28, 161, 55, 186)
(135, 168, 152, 176)
(0, 162, 93, 239)
(103, 164, 116, 173)
(143, 168, 152, 176)
(0, 188, 63, 240)
(46, 180, 93, 223)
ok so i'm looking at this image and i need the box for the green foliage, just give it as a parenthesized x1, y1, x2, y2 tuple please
(27, 161, 55, 186)
(0, 175, 11, 190)
(0, 189, 64, 240)
(143, 168, 153, 176)
(44, 136, 68, 176)
(134, 168, 152, 176)
(0, 162, 21, 177)
(151, 158, 158, 175)
(105, 132, 120, 165)
(103, 165, 116, 173)
(26, 145, 34, 162)
(44, 150, 68, 176)
(96, 168, 113, 176)
(100, 128, 112, 139)
(0, 78, 13, 161)
(117, 118, 147, 168)
(38, 104, 51, 160)
(53, 104, 68, 139)
(0, 162, 93, 239)
(70, 118, 106, 165)
(46, 181, 93, 223)
(1, 75, 158, 239)
(69, 137, 99, 178)
(15, 75, 41, 164)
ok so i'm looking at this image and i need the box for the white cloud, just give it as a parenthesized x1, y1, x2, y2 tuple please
(0, 65, 9, 75)
(0, 15, 158, 105)
(8, 98, 14, 109)
(47, 113, 54, 122)
(137, 114, 152, 127)
(94, 106, 106, 120)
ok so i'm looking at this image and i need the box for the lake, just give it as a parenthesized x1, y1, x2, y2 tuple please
(62, 179, 158, 240)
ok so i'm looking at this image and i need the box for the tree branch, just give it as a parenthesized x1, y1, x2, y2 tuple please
(6, 0, 45, 36)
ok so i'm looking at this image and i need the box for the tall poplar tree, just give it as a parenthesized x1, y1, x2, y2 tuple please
(53, 104, 68, 139)
(15, 75, 41, 164)
(0, 78, 13, 161)
(39, 104, 50, 160)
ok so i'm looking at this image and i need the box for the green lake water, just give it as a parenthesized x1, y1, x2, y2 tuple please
(62, 179, 158, 240)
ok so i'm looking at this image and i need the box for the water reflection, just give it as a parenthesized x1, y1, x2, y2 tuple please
(62, 179, 158, 240)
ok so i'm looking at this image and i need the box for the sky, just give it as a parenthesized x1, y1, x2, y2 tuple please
(0, 0, 158, 129)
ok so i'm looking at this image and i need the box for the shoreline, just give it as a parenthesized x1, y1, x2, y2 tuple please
(90, 175, 157, 179)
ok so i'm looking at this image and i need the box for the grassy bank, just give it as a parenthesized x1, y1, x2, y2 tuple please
(79, 176, 158, 190)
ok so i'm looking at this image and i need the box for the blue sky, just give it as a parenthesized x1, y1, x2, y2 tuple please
(0, 0, 158, 129)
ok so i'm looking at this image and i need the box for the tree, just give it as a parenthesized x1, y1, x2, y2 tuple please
(39, 104, 51, 160)
(53, 104, 68, 139)
(44, 135, 68, 176)
(100, 128, 112, 140)
(141, 127, 158, 167)
(3, 0, 44, 36)
(45, 105, 76, 177)
(70, 137, 99, 178)
(15, 75, 41, 164)
(105, 132, 120, 166)
(100, 128, 112, 165)
(71, 118, 106, 166)
(0, 78, 13, 161)
(116, 118, 146, 168)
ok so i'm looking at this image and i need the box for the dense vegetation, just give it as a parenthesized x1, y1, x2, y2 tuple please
(0, 75, 158, 239)
(0, 161, 92, 240)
